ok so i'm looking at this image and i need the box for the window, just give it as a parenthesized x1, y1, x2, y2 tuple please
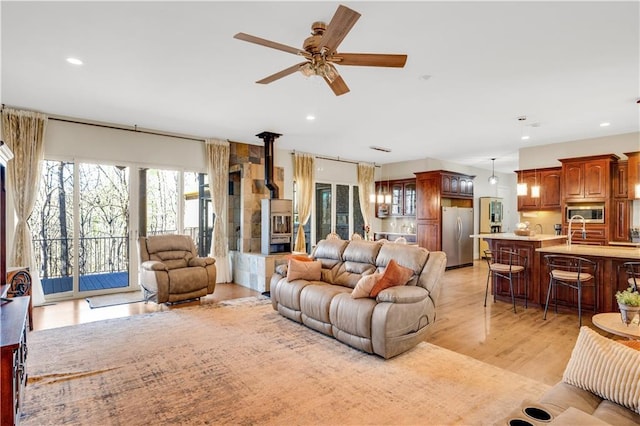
(311, 182, 364, 243)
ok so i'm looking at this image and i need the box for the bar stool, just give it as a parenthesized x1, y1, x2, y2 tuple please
(484, 249, 528, 313)
(543, 255, 597, 327)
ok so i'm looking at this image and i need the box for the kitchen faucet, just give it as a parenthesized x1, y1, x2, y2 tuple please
(567, 215, 586, 247)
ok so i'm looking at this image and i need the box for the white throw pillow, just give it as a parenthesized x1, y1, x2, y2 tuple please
(351, 273, 381, 299)
(563, 326, 640, 414)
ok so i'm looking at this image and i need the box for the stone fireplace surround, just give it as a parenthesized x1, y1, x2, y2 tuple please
(227, 141, 288, 293)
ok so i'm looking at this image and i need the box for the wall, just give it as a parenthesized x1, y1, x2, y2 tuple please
(518, 132, 639, 170)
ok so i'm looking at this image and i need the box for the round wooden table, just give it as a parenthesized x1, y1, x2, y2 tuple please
(592, 312, 640, 340)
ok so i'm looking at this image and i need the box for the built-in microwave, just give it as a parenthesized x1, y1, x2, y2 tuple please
(565, 204, 605, 223)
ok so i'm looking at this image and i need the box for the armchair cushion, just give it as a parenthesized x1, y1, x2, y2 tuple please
(141, 260, 168, 271)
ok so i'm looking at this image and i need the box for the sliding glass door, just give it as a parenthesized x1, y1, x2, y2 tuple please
(77, 163, 130, 294)
(30, 160, 132, 299)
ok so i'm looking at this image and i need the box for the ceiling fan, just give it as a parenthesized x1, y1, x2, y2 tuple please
(233, 4, 407, 96)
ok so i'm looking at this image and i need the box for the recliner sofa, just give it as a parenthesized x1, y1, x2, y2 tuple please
(138, 234, 216, 304)
(270, 238, 447, 359)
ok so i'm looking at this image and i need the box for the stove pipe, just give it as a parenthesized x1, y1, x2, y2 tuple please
(256, 131, 282, 199)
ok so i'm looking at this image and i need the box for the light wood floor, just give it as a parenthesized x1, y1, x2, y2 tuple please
(31, 261, 619, 387)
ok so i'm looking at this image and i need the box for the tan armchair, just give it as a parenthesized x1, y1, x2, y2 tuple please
(138, 234, 216, 304)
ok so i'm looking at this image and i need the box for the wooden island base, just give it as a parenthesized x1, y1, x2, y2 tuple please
(472, 233, 640, 315)
(471, 233, 567, 309)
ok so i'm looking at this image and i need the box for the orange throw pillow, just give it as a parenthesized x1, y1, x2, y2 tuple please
(286, 254, 313, 262)
(369, 259, 414, 298)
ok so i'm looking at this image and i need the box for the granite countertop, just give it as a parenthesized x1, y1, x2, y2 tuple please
(469, 233, 567, 242)
(536, 244, 640, 260)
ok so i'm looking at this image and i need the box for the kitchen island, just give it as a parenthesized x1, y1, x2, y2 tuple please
(470, 233, 567, 309)
(536, 244, 640, 313)
(471, 232, 640, 314)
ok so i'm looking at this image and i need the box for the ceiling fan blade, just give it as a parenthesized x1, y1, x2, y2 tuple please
(326, 74, 350, 96)
(234, 32, 306, 56)
(323, 64, 350, 96)
(256, 62, 308, 84)
(330, 53, 407, 68)
(318, 5, 361, 54)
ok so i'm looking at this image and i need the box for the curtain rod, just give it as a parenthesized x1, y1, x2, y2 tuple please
(291, 150, 380, 167)
(49, 116, 207, 142)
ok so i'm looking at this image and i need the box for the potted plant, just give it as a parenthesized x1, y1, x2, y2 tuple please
(615, 287, 640, 325)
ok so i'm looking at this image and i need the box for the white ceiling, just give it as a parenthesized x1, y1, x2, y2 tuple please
(2, 1, 639, 173)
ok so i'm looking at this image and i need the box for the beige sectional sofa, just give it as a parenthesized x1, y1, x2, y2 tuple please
(505, 326, 640, 425)
(270, 238, 447, 359)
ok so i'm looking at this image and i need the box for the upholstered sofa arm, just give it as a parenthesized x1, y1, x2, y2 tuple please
(376, 286, 429, 304)
(188, 257, 216, 268)
(141, 260, 168, 272)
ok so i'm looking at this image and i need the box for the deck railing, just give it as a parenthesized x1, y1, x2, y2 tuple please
(32, 228, 201, 279)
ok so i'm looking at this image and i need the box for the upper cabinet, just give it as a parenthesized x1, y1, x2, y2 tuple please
(440, 171, 474, 199)
(375, 178, 416, 218)
(559, 154, 619, 201)
(516, 167, 562, 211)
(626, 151, 640, 200)
(613, 160, 628, 199)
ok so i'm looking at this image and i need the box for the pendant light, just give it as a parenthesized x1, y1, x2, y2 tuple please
(516, 116, 529, 195)
(516, 174, 528, 196)
(531, 168, 540, 198)
(488, 158, 498, 185)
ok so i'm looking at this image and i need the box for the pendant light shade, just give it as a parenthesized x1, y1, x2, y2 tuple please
(488, 158, 498, 185)
(516, 183, 528, 196)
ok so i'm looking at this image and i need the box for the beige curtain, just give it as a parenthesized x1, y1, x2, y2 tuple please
(357, 163, 375, 238)
(293, 153, 314, 253)
(206, 139, 231, 283)
(1, 108, 47, 305)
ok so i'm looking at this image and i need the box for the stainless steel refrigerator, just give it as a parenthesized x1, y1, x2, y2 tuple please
(442, 206, 474, 268)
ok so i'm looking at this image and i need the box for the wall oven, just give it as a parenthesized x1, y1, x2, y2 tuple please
(565, 204, 605, 223)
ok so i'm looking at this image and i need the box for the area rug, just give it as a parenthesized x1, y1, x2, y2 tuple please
(23, 297, 550, 425)
(85, 290, 146, 308)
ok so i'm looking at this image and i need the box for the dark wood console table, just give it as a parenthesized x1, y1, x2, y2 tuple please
(1, 296, 30, 426)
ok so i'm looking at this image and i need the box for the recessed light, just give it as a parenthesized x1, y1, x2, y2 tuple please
(419, 74, 432, 81)
(600, 122, 610, 127)
(66, 57, 83, 65)
(521, 135, 530, 140)
(306, 115, 315, 121)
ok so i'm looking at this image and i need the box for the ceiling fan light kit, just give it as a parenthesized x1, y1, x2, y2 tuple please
(233, 4, 407, 96)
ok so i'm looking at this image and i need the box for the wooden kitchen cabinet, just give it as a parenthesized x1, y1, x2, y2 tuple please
(516, 167, 561, 211)
(611, 199, 631, 242)
(375, 178, 416, 218)
(625, 151, 639, 199)
(560, 154, 619, 201)
(441, 172, 474, 199)
(415, 170, 474, 253)
(612, 160, 628, 198)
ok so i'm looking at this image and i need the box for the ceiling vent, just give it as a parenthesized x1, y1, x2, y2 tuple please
(370, 146, 391, 153)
